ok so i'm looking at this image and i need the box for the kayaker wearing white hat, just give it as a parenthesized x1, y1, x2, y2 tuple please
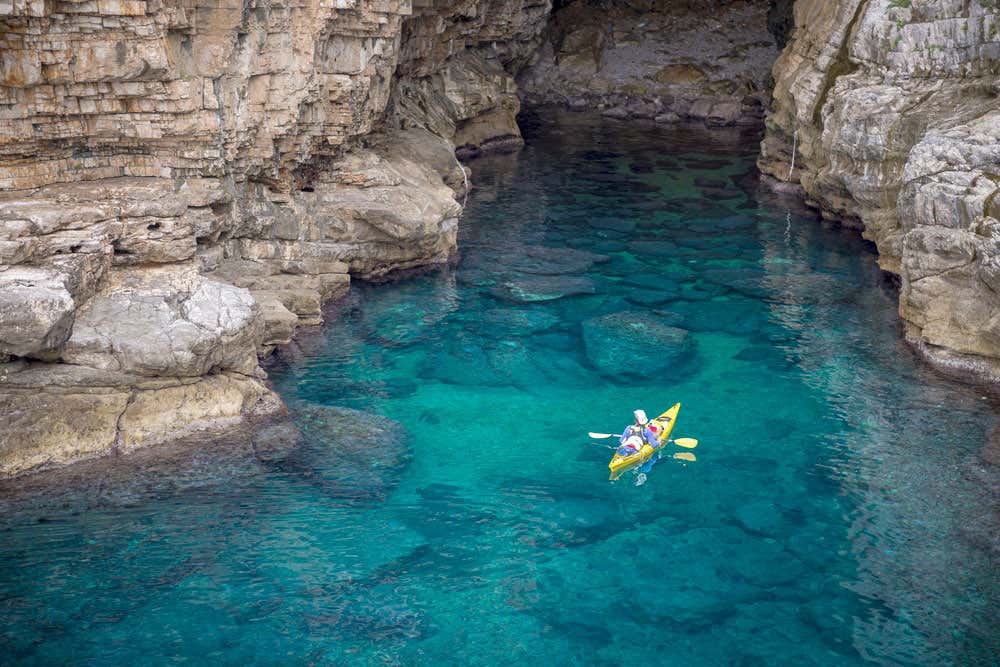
(617, 409, 659, 455)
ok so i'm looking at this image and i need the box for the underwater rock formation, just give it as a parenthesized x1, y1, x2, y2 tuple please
(758, 0, 1000, 382)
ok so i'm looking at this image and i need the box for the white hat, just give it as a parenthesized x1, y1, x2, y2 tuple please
(633, 409, 648, 425)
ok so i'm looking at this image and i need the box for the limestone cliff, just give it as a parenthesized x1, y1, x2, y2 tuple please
(0, 0, 549, 475)
(758, 0, 1000, 382)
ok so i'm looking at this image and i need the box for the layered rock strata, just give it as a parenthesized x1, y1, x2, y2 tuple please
(4, 0, 999, 475)
(758, 0, 1000, 382)
(0, 0, 549, 475)
(518, 0, 781, 126)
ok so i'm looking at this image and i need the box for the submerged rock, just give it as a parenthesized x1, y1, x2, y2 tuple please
(508, 245, 610, 275)
(582, 312, 695, 378)
(479, 308, 561, 336)
(278, 403, 411, 506)
(495, 275, 597, 303)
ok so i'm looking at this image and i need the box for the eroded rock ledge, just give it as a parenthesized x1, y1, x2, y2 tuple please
(0, 0, 549, 476)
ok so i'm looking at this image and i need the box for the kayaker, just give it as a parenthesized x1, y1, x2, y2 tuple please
(618, 409, 658, 454)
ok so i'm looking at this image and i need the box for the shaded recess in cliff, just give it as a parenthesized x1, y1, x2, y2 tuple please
(518, 0, 782, 127)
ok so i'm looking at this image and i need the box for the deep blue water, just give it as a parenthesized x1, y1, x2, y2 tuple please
(2, 111, 998, 666)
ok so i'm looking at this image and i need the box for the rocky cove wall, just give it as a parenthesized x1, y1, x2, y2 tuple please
(758, 0, 1000, 382)
(518, 0, 1000, 385)
(1, 0, 998, 476)
(0, 0, 550, 476)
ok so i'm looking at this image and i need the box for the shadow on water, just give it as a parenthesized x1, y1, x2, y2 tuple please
(1, 110, 998, 665)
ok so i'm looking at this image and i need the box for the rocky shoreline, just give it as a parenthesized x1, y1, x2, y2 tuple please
(0, 0, 545, 476)
(757, 1, 1000, 384)
(2, 0, 998, 476)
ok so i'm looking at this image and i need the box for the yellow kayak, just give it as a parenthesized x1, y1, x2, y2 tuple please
(608, 403, 681, 481)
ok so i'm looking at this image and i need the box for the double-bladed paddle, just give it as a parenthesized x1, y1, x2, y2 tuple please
(588, 432, 698, 448)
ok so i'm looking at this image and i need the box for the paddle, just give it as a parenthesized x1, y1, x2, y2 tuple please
(591, 441, 616, 450)
(588, 432, 698, 449)
(673, 452, 696, 462)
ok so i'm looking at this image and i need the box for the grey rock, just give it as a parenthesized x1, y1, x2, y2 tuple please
(0, 266, 75, 358)
(519, 0, 777, 121)
(654, 112, 681, 124)
(760, 0, 1000, 379)
(63, 266, 263, 377)
(601, 106, 630, 119)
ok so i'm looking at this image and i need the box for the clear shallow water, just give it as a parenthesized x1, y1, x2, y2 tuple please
(2, 112, 999, 665)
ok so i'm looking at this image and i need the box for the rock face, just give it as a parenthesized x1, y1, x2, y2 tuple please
(519, 0, 781, 126)
(759, 0, 1000, 382)
(0, 0, 550, 475)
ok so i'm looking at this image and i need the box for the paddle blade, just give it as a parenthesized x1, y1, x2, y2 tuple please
(673, 452, 697, 462)
(673, 437, 698, 448)
(588, 432, 618, 439)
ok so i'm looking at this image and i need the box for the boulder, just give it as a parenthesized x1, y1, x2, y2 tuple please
(654, 112, 681, 124)
(478, 308, 561, 336)
(254, 292, 300, 348)
(509, 246, 610, 275)
(279, 403, 411, 505)
(63, 265, 263, 377)
(582, 311, 695, 377)
(0, 266, 76, 358)
(496, 275, 597, 302)
(705, 100, 743, 126)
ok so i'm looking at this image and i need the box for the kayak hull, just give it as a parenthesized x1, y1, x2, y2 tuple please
(608, 403, 680, 481)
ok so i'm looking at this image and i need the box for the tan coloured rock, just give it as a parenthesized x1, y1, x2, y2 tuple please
(0, 360, 282, 476)
(254, 292, 300, 348)
(117, 373, 275, 452)
(0, 382, 130, 476)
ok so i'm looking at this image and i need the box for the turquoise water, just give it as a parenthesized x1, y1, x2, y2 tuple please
(2, 111, 998, 665)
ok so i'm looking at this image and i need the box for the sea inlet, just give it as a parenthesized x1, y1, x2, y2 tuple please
(2, 111, 997, 665)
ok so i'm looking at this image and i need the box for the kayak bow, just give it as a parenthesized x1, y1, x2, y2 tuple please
(608, 403, 681, 481)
